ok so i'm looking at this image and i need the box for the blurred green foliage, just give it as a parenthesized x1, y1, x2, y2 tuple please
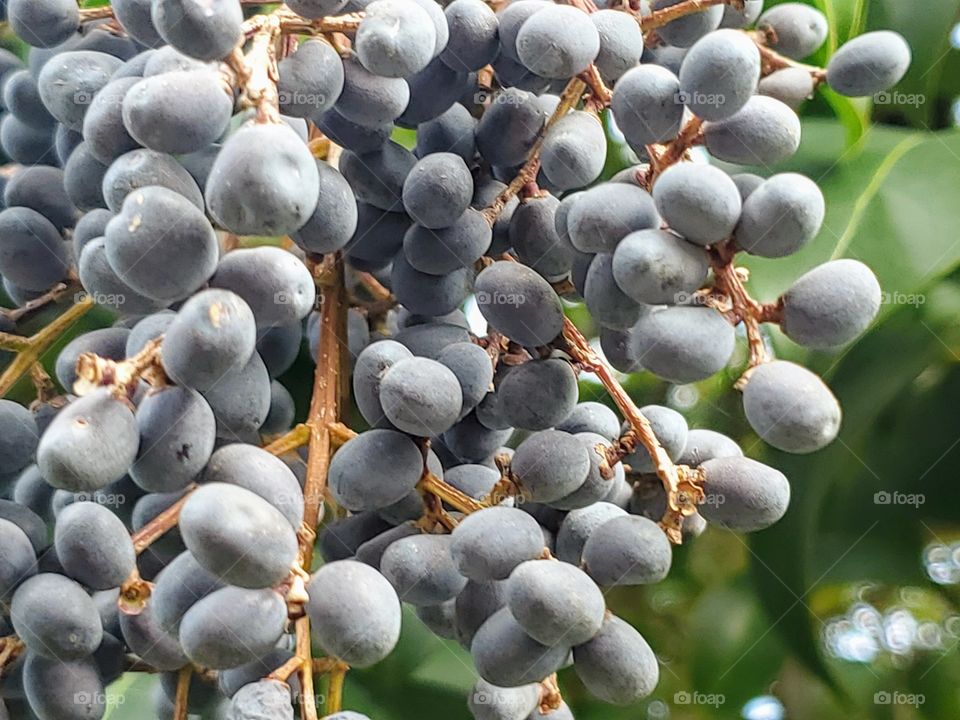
(3, 0, 960, 718)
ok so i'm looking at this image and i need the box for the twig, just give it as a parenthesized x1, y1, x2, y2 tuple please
(263, 423, 312, 456)
(0, 636, 24, 674)
(78, 6, 115, 23)
(646, 116, 705, 183)
(130, 487, 196, 555)
(275, 9, 365, 35)
(267, 655, 305, 683)
(295, 253, 346, 720)
(0, 296, 94, 397)
(418, 472, 489, 515)
(325, 663, 348, 716)
(229, 14, 283, 123)
(355, 271, 393, 303)
(74, 337, 167, 397)
(482, 78, 587, 225)
(327, 421, 357, 448)
(0, 281, 78, 324)
(560, 317, 702, 543)
(708, 242, 769, 386)
(538, 674, 564, 713)
(750, 29, 828, 84)
(295, 616, 319, 720)
(173, 666, 191, 720)
(639, 0, 743, 31)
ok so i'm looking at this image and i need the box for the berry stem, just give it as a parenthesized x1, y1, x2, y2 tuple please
(708, 242, 770, 385)
(262, 423, 313, 455)
(267, 655, 305, 683)
(295, 616, 319, 720)
(295, 251, 347, 720)
(482, 77, 587, 225)
(559, 316, 692, 543)
(325, 663, 349, 716)
(749, 29, 829, 83)
(230, 14, 283, 124)
(0, 295, 94, 397)
(639, 0, 744, 31)
(327, 421, 357, 448)
(418, 471, 490, 514)
(130, 487, 196, 555)
(78, 6, 115, 23)
(0, 280, 78, 324)
(173, 666, 191, 720)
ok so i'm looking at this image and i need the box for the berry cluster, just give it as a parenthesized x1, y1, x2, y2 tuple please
(0, 0, 910, 719)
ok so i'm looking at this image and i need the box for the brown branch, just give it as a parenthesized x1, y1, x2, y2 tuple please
(263, 423, 312, 456)
(560, 317, 700, 543)
(74, 337, 167, 397)
(327, 421, 357, 449)
(482, 78, 587, 225)
(173, 666, 191, 720)
(418, 472, 489, 515)
(79, 6, 115, 22)
(708, 242, 769, 386)
(646, 116, 705, 184)
(267, 655, 305, 683)
(275, 9, 365, 35)
(325, 663, 349, 716)
(0, 296, 94, 397)
(750, 29, 828, 84)
(229, 15, 283, 124)
(294, 253, 346, 720)
(538, 674, 564, 713)
(1, 281, 78, 324)
(295, 616, 319, 720)
(639, 0, 743, 31)
(355, 271, 393, 303)
(131, 487, 196, 555)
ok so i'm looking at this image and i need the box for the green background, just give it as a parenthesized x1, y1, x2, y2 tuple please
(5, 0, 960, 718)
